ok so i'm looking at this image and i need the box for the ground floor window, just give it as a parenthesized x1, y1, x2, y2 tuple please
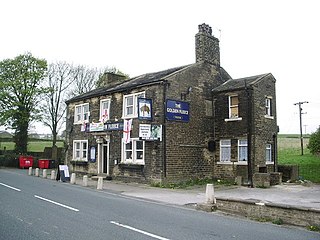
(73, 140, 88, 161)
(266, 144, 272, 163)
(220, 139, 231, 162)
(121, 138, 145, 164)
(238, 139, 248, 161)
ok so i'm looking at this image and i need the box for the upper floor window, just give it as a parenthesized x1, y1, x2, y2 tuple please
(266, 144, 273, 163)
(238, 139, 248, 161)
(73, 140, 88, 161)
(74, 103, 89, 124)
(220, 139, 231, 162)
(122, 92, 145, 118)
(100, 99, 111, 122)
(225, 95, 242, 121)
(265, 97, 273, 118)
(121, 138, 145, 165)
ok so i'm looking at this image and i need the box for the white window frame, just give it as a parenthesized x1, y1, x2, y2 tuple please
(225, 95, 242, 121)
(100, 99, 111, 122)
(121, 138, 145, 165)
(220, 139, 231, 162)
(266, 144, 273, 163)
(265, 97, 274, 119)
(238, 139, 248, 162)
(122, 92, 145, 119)
(74, 103, 90, 124)
(73, 140, 88, 161)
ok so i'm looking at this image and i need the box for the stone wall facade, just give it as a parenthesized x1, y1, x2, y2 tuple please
(212, 74, 278, 185)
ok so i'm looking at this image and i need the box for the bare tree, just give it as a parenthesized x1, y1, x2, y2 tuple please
(41, 62, 75, 159)
(70, 65, 99, 96)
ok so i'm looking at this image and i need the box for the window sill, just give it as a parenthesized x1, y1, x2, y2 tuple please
(264, 115, 274, 120)
(225, 117, 242, 122)
(217, 161, 247, 165)
(266, 162, 275, 165)
(122, 116, 138, 120)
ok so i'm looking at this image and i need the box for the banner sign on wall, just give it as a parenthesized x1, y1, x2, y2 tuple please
(104, 122, 124, 131)
(138, 98, 152, 120)
(89, 122, 104, 132)
(166, 100, 190, 122)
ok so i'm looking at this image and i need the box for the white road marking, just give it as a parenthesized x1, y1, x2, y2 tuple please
(0, 182, 21, 192)
(110, 221, 170, 240)
(34, 195, 79, 212)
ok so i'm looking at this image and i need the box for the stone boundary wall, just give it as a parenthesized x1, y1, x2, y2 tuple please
(215, 197, 320, 227)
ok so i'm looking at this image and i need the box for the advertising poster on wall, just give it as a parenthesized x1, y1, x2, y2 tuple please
(139, 124, 162, 141)
(138, 98, 152, 120)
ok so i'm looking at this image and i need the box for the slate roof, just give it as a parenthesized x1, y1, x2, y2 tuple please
(212, 73, 272, 93)
(66, 63, 233, 103)
(66, 65, 190, 103)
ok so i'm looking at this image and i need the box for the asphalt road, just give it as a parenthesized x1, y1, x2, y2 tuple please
(0, 168, 319, 240)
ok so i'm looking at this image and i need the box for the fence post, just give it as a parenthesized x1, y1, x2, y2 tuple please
(70, 173, 76, 184)
(35, 168, 39, 177)
(83, 175, 88, 187)
(28, 167, 33, 176)
(97, 177, 103, 190)
(51, 170, 56, 180)
(43, 169, 47, 179)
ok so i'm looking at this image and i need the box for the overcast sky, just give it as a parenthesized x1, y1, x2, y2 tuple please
(1, 0, 319, 134)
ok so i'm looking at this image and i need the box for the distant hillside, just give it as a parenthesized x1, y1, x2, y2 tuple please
(0, 131, 13, 138)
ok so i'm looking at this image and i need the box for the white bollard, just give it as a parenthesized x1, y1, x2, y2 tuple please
(97, 177, 103, 190)
(51, 170, 56, 180)
(70, 173, 76, 184)
(43, 169, 47, 178)
(83, 175, 88, 187)
(28, 167, 33, 176)
(35, 168, 39, 177)
(205, 184, 216, 204)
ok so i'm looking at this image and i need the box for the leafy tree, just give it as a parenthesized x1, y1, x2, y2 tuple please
(308, 127, 320, 155)
(0, 53, 47, 154)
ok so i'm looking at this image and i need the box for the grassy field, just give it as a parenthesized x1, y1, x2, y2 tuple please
(278, 136, 320, 183)
(0, 140, 64, 152)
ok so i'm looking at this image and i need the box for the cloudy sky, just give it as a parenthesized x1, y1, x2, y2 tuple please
(1, 0, 319, 134)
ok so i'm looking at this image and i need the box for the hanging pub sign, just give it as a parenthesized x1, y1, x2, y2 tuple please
(166, 99, 190, 122)
(139, 124, 162, 141)
(138, 98, 152, 120)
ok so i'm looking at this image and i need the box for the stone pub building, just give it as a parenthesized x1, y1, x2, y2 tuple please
(65, 23, 278, 185)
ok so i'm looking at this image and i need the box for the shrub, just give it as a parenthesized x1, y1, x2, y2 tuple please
(307, 127, 320, 155)
(0, 153, 19, 167)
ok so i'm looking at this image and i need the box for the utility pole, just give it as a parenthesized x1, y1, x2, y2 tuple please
(293, 101, 309, 155)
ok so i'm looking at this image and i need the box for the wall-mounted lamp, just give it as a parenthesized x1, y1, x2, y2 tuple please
(181, 86, 192, 100)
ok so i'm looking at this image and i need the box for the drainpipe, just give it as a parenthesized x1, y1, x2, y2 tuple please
(245, 81, 254, 188)
(273, 133, 277, 172)
(162, 80, 168, 179)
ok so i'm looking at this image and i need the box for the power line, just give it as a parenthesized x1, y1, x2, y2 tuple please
(293, 101, 309, 155)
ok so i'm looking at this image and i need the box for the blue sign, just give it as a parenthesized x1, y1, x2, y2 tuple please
(166, 100, 190, 122)
(138, 98, 152, 120)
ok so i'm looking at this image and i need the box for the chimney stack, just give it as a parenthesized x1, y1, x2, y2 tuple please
(195, 23, 220, 66)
